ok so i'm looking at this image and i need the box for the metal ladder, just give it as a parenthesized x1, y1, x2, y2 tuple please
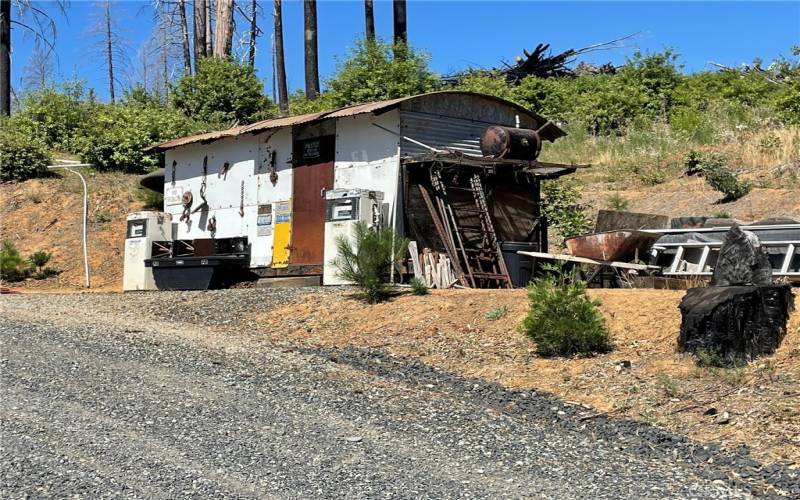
(654, 240, 800, 278)
(431, 169, 513, 288)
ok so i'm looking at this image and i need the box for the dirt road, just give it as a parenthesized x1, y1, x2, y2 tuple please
(0, 291, 794, 498)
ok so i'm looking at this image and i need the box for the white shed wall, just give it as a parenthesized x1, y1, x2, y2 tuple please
(333, 110, 402, 230)
(163, 128, 294, 268)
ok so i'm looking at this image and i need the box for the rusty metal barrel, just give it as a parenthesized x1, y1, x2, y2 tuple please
(480, 126, 542, 160)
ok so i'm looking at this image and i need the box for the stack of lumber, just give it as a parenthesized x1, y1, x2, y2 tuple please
(408, 242, 457, 289)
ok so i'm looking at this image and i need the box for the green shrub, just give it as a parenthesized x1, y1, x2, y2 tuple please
(695, 348, 747, 369)
(485, 305, 509, 321)
(541, 178, 592, 239)
(682, 150, 751, 201)
(325, 39, 439, 107)
(409, 277, 428, 296)
(171, 57, 275, 127)
(17, 81, 96, 152)
(93, 211, 112, 223)
(520, 269, 611, 357)
(77, 102, 196, 173)
(704, 166, 752, 201)
(0, 116, 52, 182)
(333, 222, 409, 303)
(28, 250, 51, 272)
(1, 240, 30, 282)
(606, 193, 630, 211)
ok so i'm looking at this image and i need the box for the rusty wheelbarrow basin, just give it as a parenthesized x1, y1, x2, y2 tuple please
(565, 230, 661, 262)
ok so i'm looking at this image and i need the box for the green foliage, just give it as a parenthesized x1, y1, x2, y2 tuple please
(485, 305, 509, 321)
(332, 222, 409, 303)
(77, 100, 197, 173)
(0, 116, 52, 182)
(520, 267, 611, 357)
(684, 151, 751, 201)
(705, 167, 752, 201)
(1, 240, 29, 282)
(325, 39, 439, 107)
(28, 250, 51, 271)
(17, 81, 97, 152)
(93, 211, 112, 223)
(172, 57, 275, 127)
(606, 193, 630, 211)
(540, 178, 592, 239)
(657, 374, 681, 398)
(409, 277, 429, 296)
(695, 348, 747, 369)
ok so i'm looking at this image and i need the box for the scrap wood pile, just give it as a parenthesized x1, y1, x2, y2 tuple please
(408, 242, 458, 289)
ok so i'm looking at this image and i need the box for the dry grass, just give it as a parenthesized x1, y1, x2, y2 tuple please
(255, 288, 800, 466)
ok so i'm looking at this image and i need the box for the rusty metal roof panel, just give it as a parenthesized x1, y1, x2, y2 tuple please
(241, 110, 331, 134)
(147, 125, 249, 152)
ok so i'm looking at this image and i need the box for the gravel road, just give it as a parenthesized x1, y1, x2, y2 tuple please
(1, 290, 795, 498)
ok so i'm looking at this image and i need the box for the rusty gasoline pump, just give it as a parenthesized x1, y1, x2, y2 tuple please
(480, 126, 542, 160)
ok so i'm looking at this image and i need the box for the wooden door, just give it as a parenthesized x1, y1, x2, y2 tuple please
(290, 136, 335, 265)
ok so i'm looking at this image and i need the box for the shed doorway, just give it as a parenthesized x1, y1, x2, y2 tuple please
(290, 135, 335, 265)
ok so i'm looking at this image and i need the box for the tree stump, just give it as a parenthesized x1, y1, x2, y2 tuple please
(678, 285, 794, 361)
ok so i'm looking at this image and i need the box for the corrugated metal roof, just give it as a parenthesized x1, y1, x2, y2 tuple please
(240, 110, 330, 134)
(148, 91, 564, 152)
(145, 125, 249, 151)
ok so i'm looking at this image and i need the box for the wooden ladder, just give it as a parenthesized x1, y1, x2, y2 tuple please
(431, 169, 513, 288)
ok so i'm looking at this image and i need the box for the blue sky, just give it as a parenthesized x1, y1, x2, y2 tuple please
(10, 1, 800, 101)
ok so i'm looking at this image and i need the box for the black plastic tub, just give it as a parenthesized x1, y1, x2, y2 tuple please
(500, 241, 539, 288)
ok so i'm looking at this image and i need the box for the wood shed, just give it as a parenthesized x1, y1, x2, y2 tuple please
(144, 91, 578, 288)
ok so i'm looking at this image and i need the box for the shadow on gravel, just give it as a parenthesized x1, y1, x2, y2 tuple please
(290, 344, 798, 498)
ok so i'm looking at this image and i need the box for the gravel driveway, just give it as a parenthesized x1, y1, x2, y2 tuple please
(0, 290, 795, 498)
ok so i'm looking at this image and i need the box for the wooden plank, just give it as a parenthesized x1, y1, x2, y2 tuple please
(408, 241, 423, 279)
(417, 184, 468, 286)
(517, 251, 660, 271)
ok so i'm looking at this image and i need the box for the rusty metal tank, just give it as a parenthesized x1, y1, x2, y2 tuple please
(480, 126, 542, 160)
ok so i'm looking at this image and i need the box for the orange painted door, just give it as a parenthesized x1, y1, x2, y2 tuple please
(291, 136, 335, 265)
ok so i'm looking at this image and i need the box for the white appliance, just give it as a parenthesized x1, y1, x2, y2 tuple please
(123, 211, 172, 291)
(323, 189, 384, 285)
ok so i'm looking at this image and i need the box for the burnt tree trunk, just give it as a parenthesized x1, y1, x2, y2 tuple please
(0, 0, 10, 116)
(214, 0, 234, 57)
(193, 0, 207, 61)
(303, 0, 319, 99)
(103, 0, 115, 102)
(248, 0, 258, 67)
(392, 0, 407, 48)
(273, 0, 288, 113)
(178, 0, 192, 75)
(205, 0, 212, 55)
(364, 0, 375, 42)
(679, 285, 794, 361)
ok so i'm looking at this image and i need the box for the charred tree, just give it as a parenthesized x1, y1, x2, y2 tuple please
(1, 0, 10, 115)
(247, 0, 258, 67)
(303, 0, 319, 99)
(104, 0, 115, 101)
(193, 0, 207, 61)
(214, 0, 234, 57)
(273, 0, 288, 113)
(392, 0, 406, 47)
(364, 0, 374, 42)
(204, 0, 212, 55)
(178, 0, 192, 74)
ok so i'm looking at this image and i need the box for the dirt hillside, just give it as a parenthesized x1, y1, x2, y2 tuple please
(0, 171, 145, 290)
